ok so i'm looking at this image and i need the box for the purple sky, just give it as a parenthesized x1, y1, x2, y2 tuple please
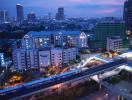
(0, 0, 125, 18)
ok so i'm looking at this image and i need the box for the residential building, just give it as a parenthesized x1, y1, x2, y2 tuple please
(12, 49, 38, 71)
(12, 49, 26, 71)
(22, 34, 32, 49)
(26, 49, 38, 69)
(12, 47, 78, 71)
(55, 32, 64, 46)
(39, 48, 51, 69)
(21, 31, 88, 49)
(63, 48, 77, 65)
(79, 32, 88, 47)
(51, 48, 62, 67)
(22, 32, 51, 49)
(51, 48, 77, 66)
(107, 36, 122, 52)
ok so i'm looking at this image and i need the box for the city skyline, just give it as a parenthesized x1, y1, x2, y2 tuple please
(0, 0, 125, 18)
(0, 0, 132, 100)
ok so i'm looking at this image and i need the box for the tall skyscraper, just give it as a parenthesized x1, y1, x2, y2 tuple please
(124, 0, 132, 34)
(0, 10, 8, 23)
(56, 7, 65, 21)
(124, 0, 132, 46)
(16, 4, 24, 22)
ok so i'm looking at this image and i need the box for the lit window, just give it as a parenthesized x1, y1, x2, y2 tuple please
(39, 38, 43, 42)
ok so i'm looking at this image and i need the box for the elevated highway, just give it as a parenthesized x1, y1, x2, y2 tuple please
(0, 58, 127, 100)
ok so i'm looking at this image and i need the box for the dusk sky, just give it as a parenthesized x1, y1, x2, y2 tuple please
(0, 0, 125, 18)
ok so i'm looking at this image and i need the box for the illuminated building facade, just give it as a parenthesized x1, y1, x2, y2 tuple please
(22, 31, 88, 49)
(51, 48, 62, 67)
(124, 0, 132, 45)
(0, 53, 5, 67)
(12, 47, 78, 71)
(79, 32, 88, 47)
(107, 36, 122, 52)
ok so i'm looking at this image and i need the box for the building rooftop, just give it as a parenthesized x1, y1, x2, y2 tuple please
(16, 4, 23, 6)
(51, 48, 62, 51)
(27, 30, 81, 37)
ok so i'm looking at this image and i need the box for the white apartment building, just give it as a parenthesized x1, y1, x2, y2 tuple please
(79, 32, 88, 47)
(12, 47, 78, 71)
(12, 49, 26, 70)
(51, 48, 62, 67)
(12, 49, 38, 71)
(39, 49, 51, 68)
(21, 31, 88, 49)
(22, 35, 31, 49)
(22, 32, 51, 49)
(26, 49, 38, 69)
(63, 48, 77, 64)
(107, 36, 122, 52)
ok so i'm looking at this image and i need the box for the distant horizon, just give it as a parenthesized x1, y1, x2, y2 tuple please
(0, 0, 126, 18)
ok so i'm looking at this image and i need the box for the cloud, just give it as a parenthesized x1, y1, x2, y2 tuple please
(67, 0, 91, 3)
(97, 9, 117, 14)
(0, 0, 125, 17)
(65, 0, 124, 5)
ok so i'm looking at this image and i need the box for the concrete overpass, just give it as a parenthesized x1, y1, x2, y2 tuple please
(0, 59, 127, 100)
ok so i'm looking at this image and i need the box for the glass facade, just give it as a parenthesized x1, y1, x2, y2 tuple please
(93, 22, 130, 49)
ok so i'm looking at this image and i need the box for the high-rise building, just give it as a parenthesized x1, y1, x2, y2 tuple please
(12, 49, 39, 71)
(12, 49, 26, 70)
(12, 47, 77, 71)
(124, 0, 132, 45)
(124, 0, 132, 32)
(39, 48, 51, 69)
(27, 12, 36, 22)
(56, 7, 65, 21)
(79, 32, 88, 47)
(93, 22, 129, 49)
(0, 10, 8, 23)
(16, 4, 24, 22)
(51, 48, 62, 67)
(63, 48, 77, 65)
(22, 31, 84, 49)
